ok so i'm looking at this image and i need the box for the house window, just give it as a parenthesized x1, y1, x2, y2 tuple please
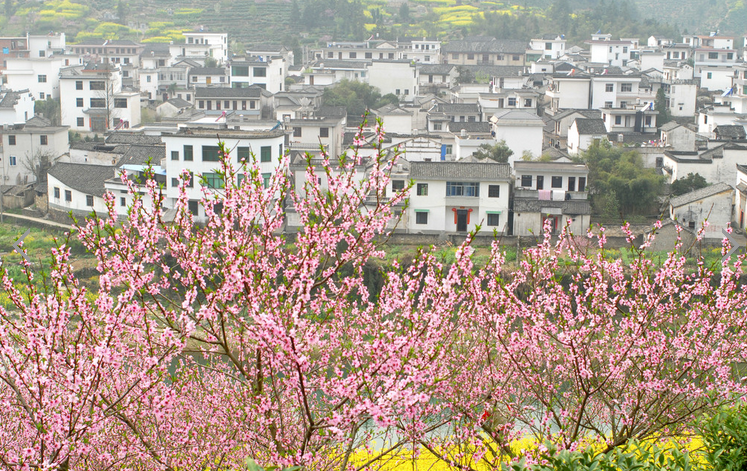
(524, 99, 532, 107)
(568, 177, 576, 191)
(349, 52, 357, 59)
(416, 183, 428, 195)
(192, 76, 198, 82)
(433, 122, 442, 131)
(365, 52, 372, 59)
(54, 187, 60, 199)
(250, 101, 256, 109)
(467, 53, 474, 60)
(392, 180, 405, 191)
(202, 146, 221, 161)
(40, 135, 48, 145)
(545, 42, 552, 50)
(508, 97, 516, 106)
(203, 172, 224, 189)
(621, 83, 632, 92)
(188, 201, 199, 216)
(86, 195, 94, 206)
(38, 74, 47, 83)
(446, 182, 479, 197)
(452, 53, 459, 59)
(184, 145, 194, 161)
(9, 156, 16, 166)
(521, 175, 532, 187)
(39, 92, 45, 99)
(623, 46, 628, 53)
(171, 151, 179, 161)
(224, 100, 230, 109)
(65, 190, 72, 202)
(293, 127, 302, 137)
(237, 147, 250, 162)
(90, 81, 105, 90)
(708, 52, 718, 59)
(76, 98, 84, 107)
(90, 98, 106, 108)
(707, 72, 713, 79)
(172, 177, 179, 187)
(8, 135, 15, 145)
(645, 116, 652, 126)
(395, 89, 401, 95)
(487, 213, 500, 226)
(77, 117, 84, 127)
(615, 115, 622, 125)
(320, 127, 329, 138)
(605, 83, 614, 92)
(578, 177, 586, 192)
(114, 98, 127, 108)
(262, 173, 271, 188)
(551, 176, 562, 188)
(120, 197, 126, 207)
(260, 146, 272, 162)
(488, 185, 500, 197)
(75, 80, 83, 90)
(605, 101, 613, 108)
(415, 210, 428, 224)
(254, 67, 267, 77)
(146, 75, 152, 82)
(279, 143, 283, 157)
(727, 52, 734, 60)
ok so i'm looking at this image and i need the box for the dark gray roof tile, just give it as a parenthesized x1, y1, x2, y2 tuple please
(48, 163, 115, 197)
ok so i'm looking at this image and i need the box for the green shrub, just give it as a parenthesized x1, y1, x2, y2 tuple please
(698, 402, 747, 471)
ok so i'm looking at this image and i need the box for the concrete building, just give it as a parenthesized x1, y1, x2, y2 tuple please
(546, 73, 591, 112)
(194, 86, 273, 118)
(230, 57, 286, 93)
(188, 67, 229, 87)
(669, 182, 734, 238)
(442, 38, 527, 67)
(586, 38, 633, 67)
(0, 116, 69, 185)
(47, 162, 116, 219)
(662, 144, 747, 185)
(3, 55, 65, 100)
(660, 121, 696, 151)
(490, 109, 544, 162)
(373, 104, 413, 135)
(529, 34, 567, 60)
(172, 31, 228, 65)
(367, 60, 419, 102)
(0, 89, 35, 125)
(397, 37, 442, 64)
(567, 118, 607, 155)
(405, 160, 511, 234)
(162, 126, 286, 220)
(513, 161, 591, 236)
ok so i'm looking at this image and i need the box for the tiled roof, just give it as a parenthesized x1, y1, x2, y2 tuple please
(105, 133, 164, 146)
(117, 145, 166, 166)
(714, 125, 747, 139)
(448, 122, 492, 133)
(419, 64, 455, 75)
(513, 199, 591, 215)
(670, 182, 733, 207)
(48, 163, 115, 197)
(189, 67, 227, 76)
(443, 39, 527, 54)
(195, 86, 269, 98)
(435, 103, 480, 113)
(574, 118, 607, 135)
(410, 161, 511, 180)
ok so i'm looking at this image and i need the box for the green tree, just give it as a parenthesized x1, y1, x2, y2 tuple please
(290, 0, 300, 24)
(4, 0, 12, 18)
(322, 79, 388, 117)
(473, 141, 514, 163)
(670, 172, 708, 196)
(583, 140, 665, 217)
(456, 66, 475, 84)
(204, 55, 218, 68)
(399, 2, 411, 23)
(655, 87, 671, 125)
(116, 0, 127, 24)
(34, 97, 61, 126)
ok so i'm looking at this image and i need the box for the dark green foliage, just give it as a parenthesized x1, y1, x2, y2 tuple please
(670, 173, 708, 196)
(321, 79, 396, 117)
(697, 403, 747, 471)
(473, 141, 513, 163)
(655, 87, 671, 125)
(34, 97, 61, 126)
(399, 2, 410, 23)
(512, 440, 699, 471)
(583, 140, 665, 217)
(456, 66, 475, 84)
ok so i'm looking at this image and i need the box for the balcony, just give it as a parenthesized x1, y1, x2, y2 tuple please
(515, 188, 588, 200)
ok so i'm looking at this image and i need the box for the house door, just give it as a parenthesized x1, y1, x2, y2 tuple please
(536, 175, 544, 190)
(206, 76, 212, 84)
(457, 209, 469, 232)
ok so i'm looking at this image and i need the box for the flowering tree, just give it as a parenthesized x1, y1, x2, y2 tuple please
(0, 121, 746, 470)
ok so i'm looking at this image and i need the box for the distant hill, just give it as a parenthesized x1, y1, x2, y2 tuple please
(0, 0, 742, 48)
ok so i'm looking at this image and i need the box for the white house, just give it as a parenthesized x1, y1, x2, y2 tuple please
(0, 89, 35, 125)
(47, 162, 116, 219)
(177, 31, 228, 65)
(586, 37, 633, 67)
(545, 73, 591, 111)
(660, 121, 696, 151)
(230, 57, 286, 93)
(162, 125, 286, 220)
(405, 160, 512, 234)
(697, 103, 741, 137)
(0, 116, 69, 185)
(529, 34, 567, 60)
(59, 63, 141, 134)
(670, 182, 734, 239)
(699, 66, 738, 91)
(735, 164, 747, 231)
(3, 56, 65, 100)
(373, 104, 413, 135)
(398, 37, 441, 64)
(194, 86, 273, 118)
(303, 60, 368, 86)
(601, 104, 658, 134)
(28, 32, 66, 58)
(188, 67, 229, 87)
(367, 60, 419, 102)
(567, 118, 607, 155)
(590, 73, 644, 110)
(513, 161, 591, 236)
(662, 144, 747, 185)
(490, 109, 544, 162)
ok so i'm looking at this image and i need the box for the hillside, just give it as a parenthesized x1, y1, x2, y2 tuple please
(0, 0, 741, 49)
